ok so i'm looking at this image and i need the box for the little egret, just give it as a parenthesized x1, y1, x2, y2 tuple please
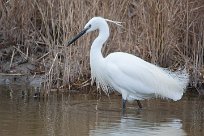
(67, 17, 189, 110)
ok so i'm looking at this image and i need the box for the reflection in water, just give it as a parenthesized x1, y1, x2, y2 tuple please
(0, 85, 204, 136)
(90, 116, 186, 136)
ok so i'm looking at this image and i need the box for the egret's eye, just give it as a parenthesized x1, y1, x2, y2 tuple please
(88, 24, 91, 28)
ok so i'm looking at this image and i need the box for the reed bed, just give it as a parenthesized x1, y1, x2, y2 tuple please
(0, 0, 204, 93)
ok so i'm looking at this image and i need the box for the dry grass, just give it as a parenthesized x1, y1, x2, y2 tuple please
(0, 0, 204, 92)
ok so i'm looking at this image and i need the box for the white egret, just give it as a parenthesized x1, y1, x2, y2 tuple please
(67, 17, 189, 110)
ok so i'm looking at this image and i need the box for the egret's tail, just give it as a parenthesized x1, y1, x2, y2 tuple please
(156, 67, 189, 101)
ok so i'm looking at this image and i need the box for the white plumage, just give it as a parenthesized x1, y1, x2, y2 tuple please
(68, 17, 189, 109)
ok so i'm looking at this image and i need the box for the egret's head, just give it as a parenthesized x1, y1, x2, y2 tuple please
(84, 17, 106, 33)
(67, 17, 122, 46)
(67, 17, 107, 45)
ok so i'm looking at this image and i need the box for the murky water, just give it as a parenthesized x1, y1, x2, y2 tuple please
(0, 85, 204, 136)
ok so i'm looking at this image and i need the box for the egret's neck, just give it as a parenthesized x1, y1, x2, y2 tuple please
(90, 24, 109, 61)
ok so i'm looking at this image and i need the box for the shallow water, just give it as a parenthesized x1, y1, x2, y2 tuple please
(0, 85, 204, 136)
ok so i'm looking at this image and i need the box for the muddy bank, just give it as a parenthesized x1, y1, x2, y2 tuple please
(0, 56, 44, 88)
(0, 73, 44, 88)
(0, 41, 47, 88)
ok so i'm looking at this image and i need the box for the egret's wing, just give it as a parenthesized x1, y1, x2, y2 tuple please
(105, 52, 158, 94)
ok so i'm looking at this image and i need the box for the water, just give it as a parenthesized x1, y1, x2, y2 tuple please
(0, 85, 204, 136)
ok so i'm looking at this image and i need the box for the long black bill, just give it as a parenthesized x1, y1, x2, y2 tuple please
(67, 26, 91, 46)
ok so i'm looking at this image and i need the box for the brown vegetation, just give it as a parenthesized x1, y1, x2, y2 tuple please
(0, 0, 204, 93)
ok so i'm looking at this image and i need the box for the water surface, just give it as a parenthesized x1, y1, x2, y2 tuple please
(0, 85, 204, 136)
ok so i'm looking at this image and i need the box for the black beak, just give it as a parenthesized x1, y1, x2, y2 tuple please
(67, 25, 91, 46)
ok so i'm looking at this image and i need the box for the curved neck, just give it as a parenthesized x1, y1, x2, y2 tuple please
(90, 23, 110, 61)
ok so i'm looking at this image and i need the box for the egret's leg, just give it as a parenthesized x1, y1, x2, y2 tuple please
(136, 100, 142, 109)
(122, 99, 127, 110)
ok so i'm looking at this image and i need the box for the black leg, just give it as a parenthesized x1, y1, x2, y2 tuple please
(136, 100, 142, 109)
(122, 99, 127, 110)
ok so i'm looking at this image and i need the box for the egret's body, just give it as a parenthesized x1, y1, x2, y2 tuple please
(68, 17, 189, 109)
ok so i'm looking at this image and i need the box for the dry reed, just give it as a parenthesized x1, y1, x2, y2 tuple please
(0, 0, 204, 93)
